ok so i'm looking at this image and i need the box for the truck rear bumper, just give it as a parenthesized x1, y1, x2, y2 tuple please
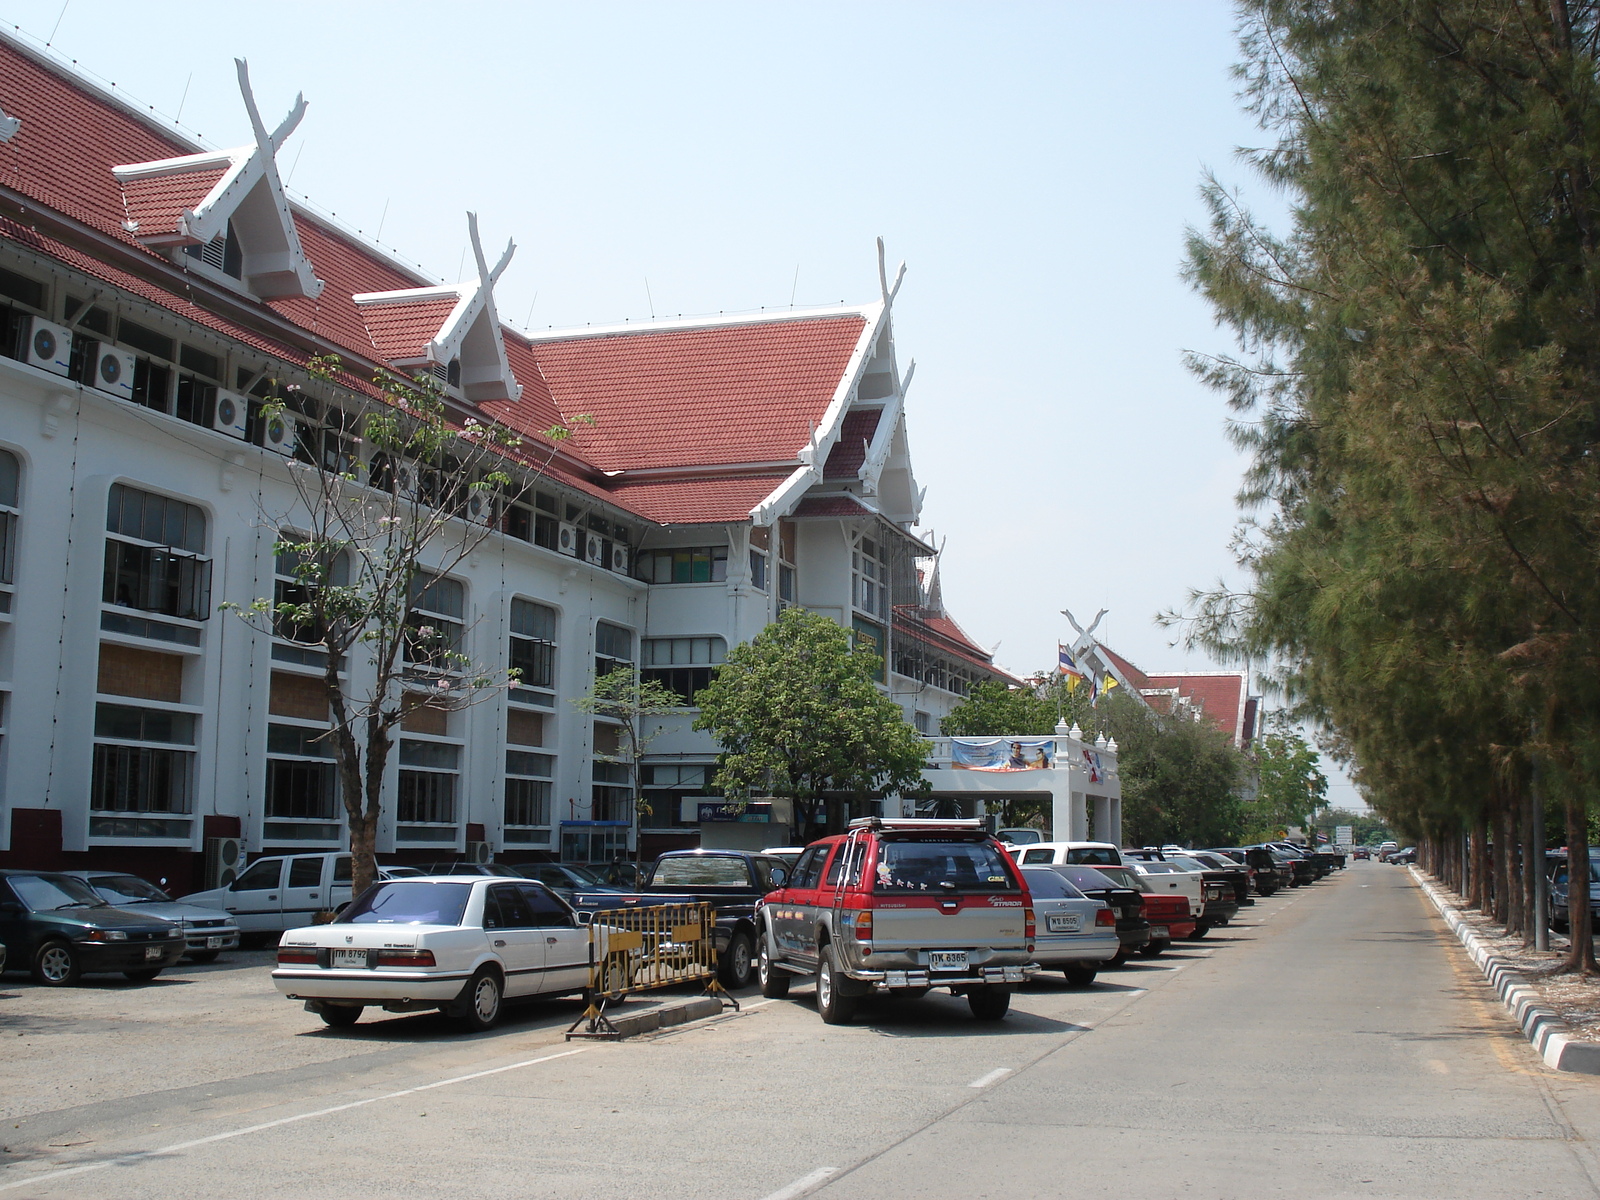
(850, 964, 1036, 990)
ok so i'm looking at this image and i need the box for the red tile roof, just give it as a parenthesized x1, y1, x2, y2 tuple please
(356, 295, 459, 362)
(1143, 673, 1248, 743)
(0, 34, 888, 530)
(520, 317, 867, 472)
(602, 474, 788, 525)
(1099, 645, 1152, 691)
(117, 166, 228, 238)
(894, 607, 1016, 683)
(823, 407, 882, 479)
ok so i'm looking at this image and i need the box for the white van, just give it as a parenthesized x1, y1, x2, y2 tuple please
(185, 853, 399, 934)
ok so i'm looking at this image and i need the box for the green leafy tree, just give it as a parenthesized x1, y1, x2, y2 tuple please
(1245, 715, 1329, 843)
(693, 608, 930, 840)
(1105, 693, 1245, 848)
(228, 355, 586, 896)
(940, 677, 1095, 829)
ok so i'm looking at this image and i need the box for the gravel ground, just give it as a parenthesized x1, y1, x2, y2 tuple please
(1420, 871, 1600, 1041)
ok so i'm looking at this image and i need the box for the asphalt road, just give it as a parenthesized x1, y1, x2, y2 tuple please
(3, 863, 1599, 1200)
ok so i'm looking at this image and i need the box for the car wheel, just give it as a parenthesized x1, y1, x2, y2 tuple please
(598, 954, 631, 1002)
(458, 969, 503, 1032)
(1063, 965, 1097, 986)
(1109, 946, 1130, 966)
(187, 951, 220, 964)
(1190, 923, 1210, 939)
(816, 943, 857, 1025)
(720, 931, 755, 989)
(758, 938, 790, 999)
(123, 968, 162, 982)
(1139, 939, 1170, 958)
(968, 987, 1012, 1020)
(32, 940, 81, 987)
(319, 1005, 363, 1027)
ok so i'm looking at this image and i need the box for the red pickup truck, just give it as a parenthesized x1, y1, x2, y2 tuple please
(756, 818, 1037, 1023)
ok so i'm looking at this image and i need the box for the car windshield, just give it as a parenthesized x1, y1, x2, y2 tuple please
(87, 875, 169, 904)
(1063, 846, 1120, 866)
(652, 857, 751, 887)
(10, 874, 106, 910)
(560, 864, 610, 886)
(336, 881, 472, 926)
(1138, 862, 1183, 875)
(1021, 868, 1086, 900)
(874, 839, 1020, 893)
(1087, 865, 1149, 893)
(1166, 856, 1209, 872)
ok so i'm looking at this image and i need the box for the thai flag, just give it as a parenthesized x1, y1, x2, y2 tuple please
(1058, 645, 1083, 679)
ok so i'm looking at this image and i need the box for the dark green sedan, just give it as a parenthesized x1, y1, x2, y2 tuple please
(0, 869, 186, 985)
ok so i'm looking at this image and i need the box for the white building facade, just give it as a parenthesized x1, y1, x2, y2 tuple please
(0, 34, 1015, 889)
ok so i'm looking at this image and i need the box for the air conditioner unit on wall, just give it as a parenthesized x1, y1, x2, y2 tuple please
(464, 840, 491, 865)
(584, 536, 606, 567)
(465, 490, 493, 526)
(610, 544, 629, 574)
(204, 836, 244, 890)
(392, 460, 421, 499)
(261, 413, 298, 455)
(24, 316, 71, 377)
(557, 521, 580, 557)
(212, 390, 248, 439)
(94, 346, 136, 401)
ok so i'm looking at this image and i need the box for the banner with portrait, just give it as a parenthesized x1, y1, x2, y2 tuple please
(950, 737, 1055, 771)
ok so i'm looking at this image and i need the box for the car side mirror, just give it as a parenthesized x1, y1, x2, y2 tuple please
(769, 868, 788, 888)
(576, 911, 594, 926)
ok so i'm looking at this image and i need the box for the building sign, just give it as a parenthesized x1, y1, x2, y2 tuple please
(950, 737, 1054, 772)
(698, 801, 772, 823)
(1335, 825, 1353, 847)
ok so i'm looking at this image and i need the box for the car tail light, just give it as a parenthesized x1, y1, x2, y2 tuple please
(1024, 907, 1036, 941)
(277, 946, 318, 965)
(374, 949, 436, 968)
(853, 912, 874, 941)
(1095, 907, 1116, 927)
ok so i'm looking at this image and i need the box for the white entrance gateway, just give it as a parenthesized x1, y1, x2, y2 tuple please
(893, 721, 1122, 845)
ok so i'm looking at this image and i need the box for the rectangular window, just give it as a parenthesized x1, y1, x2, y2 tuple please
(398, 736, 460, 828)
(103, 485, 213, 620)
(591, 759, 632, 823)
(509, 598, 557, 698)
(634, 546, 728, 584)
(749, 550, 768, 591)
(90, 739, 194, 837)
(266, 759, 338, 822)
(595, 621, 633, 677)
(0, 448, 19, 592)
(404, 570, 465, 676)
(640, 763, 711, 829)
(853, 534, 888, 620)
(640, 636, 726, 704)
(778, 564, 795, 609)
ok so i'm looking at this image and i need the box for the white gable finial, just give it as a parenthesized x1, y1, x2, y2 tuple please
(234, 60, 306, 158)
(467, 210, 515, 287)
(876, 236, 906, 308)
(0, 107, 19, 142)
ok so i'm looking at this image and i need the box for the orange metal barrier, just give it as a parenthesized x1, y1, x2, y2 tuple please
(566, 900, 737, 1039)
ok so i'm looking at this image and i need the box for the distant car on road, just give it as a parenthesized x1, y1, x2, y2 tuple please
(0, 869, 185, 985)
(273, 876, 590, 1030)
(60, 871, 240, 961)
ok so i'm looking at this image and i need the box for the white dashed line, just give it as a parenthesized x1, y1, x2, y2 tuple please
(968, 1067, 1013, 1089)
(0, 1047, 591, 1193)
(758, 1166, 839, 1200)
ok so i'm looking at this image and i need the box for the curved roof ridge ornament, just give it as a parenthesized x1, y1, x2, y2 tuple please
(419, 211, 521, 403)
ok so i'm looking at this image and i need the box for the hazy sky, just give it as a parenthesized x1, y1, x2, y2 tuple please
(1, 2, 1359, 808)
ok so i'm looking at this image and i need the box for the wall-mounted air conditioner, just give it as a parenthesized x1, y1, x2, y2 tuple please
(584, 536, 606, 567)
(24, 316, 71, 377)
(464, 840, 492, 864)
(94, 346, 136, 401)
(465, 490, 494, 525)
(212, 390, 247, 439)
(204, 837, 244, 890)
(610, 544, 629, 574)
(262, 412, 298, 455)
(557, 521, 580, 557)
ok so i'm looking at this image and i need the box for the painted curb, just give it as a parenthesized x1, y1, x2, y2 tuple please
(1410, 866, 1600, 1075)
(596, 995, 726, 1039)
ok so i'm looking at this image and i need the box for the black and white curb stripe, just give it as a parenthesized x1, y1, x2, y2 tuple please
(1411, 866, 1600, 1075)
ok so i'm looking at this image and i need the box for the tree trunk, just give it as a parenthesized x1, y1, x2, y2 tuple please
(353, 714, 393, 898)
(1471, 813, 1489, 914)
(1491, 799, 1508, 923)
(1523, 781, 1541, 947)
(1504, 798, 1524, 935)
(1563, 786, 1597, 974)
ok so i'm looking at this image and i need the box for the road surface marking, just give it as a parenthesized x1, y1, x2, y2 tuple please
(758, 1166, 838, 1200)
(968, 1068, 1013, 1088)
(0, 1046, 592, 1193)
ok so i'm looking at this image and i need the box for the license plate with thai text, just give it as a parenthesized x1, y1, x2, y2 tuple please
(1047, 914, 1081, 933)
(206, 936, 224, 949)
(928, 951, 968, 971)
(1149, 926, 1169, 939)
(144, 946, 162, 960)
(331, 949, 368, 969)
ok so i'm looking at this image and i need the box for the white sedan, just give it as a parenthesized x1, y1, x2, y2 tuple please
(272, 876, 590, 1030)
(1019, 865, 1121, 985)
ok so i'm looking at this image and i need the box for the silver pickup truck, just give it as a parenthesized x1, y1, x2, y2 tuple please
(755, 818, 1037, 1023)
